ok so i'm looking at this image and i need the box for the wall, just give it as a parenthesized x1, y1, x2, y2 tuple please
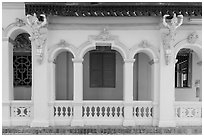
(83, 51, 123, 100)
(55, 52, 73, 100)
(133, 53, 152, 101)
(175, 52, 202, 101)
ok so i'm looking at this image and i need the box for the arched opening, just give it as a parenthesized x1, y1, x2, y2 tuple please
(55, 51, 74, 100)
(83, 48, 123, 100)
(175, 48, 202, 101)
(11, 33, 32, 100)
(133, 52, 152, 101)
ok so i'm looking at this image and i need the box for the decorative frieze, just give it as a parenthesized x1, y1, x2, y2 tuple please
(26, 13, 47, 63)
(162, 13, 183, 65)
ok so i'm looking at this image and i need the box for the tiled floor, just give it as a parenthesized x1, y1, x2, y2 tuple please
(2, 126, 202, 135)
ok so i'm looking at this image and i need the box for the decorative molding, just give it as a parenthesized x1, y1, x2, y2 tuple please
(162, 13, 183, 65)
(197, 61, 202, 66)
(77, 27, 129, 59)
(72, 58, 84, 63)
(14, 18, 26, 27)
(130, 40, 159, 61)
(48, 39, 77, 63)
(187, 32, 199, 44)
(88, 27, 116, 42)
(123, 59, 135, 63)
(138, 40, 150, 48)
(26, 13, 47, 64)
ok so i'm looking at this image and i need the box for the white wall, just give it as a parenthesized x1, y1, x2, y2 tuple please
(83, 51, 123, 100)
(175, 52, 202, 101)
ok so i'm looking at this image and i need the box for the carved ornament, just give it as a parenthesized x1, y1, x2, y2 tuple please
(187, 32, 199, 44)
(26, 13, 47, 63)
(162, 13, 183, 65)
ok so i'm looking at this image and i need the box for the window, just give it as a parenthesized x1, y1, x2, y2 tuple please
(175, 49, 192, 88)
(90, 50, 116, 88)
(10, 33, 32, 100)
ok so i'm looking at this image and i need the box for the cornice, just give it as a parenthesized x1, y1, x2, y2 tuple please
(2, 2, 25, 9)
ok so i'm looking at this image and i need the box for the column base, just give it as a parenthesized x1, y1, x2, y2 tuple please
(71, 119, 84, 127)
(158, 120, 176, 127)
(30, 120, 49, 127)
(123, 119, 135, 126)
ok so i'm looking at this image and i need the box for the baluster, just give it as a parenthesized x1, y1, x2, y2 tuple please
(96, 106, 100, 117)
(111, 106, 115, 118)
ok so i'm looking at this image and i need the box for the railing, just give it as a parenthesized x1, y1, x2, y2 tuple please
(133, 101, 153, 125)
(50, 101, 73, 126)
(175, 101, 202, 126)
(53, 101, 73, 118)
(10, 100, 33, 126)
(82, 101, 124, 125)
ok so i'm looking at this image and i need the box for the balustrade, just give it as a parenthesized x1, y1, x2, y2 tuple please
(175, 101, 202, 126)
(175, 102, 202, 118)
(53, 101, 73, 118)
(10, 101, 32, 118)
(133, 101, 153, 118)
(82, 101, 124, 119)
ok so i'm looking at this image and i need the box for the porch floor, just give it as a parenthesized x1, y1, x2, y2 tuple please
(2, 126, 202, 135)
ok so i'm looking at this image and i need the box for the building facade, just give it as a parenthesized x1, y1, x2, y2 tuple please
(2, 2, 202, 127)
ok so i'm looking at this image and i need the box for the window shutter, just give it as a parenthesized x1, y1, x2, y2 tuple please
(103, 52, 115, 87)
(90, 52, 103, 87)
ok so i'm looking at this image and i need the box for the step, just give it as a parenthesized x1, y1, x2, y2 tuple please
(2, 126, 202, 135)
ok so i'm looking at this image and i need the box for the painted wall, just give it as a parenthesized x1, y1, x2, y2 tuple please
(133, 53, 152, 101)
(55, 52, 73, 100)
(175, 52, 202, 101)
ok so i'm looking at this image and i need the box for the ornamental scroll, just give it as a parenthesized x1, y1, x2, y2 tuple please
(26, 13, 47, 63)
(162, 13, 183, 65)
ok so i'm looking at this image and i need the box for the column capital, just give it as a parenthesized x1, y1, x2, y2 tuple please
(72, 58, 84, 63)
(123, 59, 135, 63)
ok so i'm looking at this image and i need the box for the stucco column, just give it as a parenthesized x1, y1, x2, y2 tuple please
(2, 37, 12, 126)
(71, 58, 84, 126)
(158, 43, 176, 127)
(30, 42, 49, 127)
(123, 59, 135, 126)
(151, 59, 160, 126)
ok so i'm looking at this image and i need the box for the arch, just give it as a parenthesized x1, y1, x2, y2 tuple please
(48, 40, 77, 63)
(130, 40, 159, 62)
(76, 29, 129, 60)
(4, 21, 32, 39)
(174, 41, 202, 61)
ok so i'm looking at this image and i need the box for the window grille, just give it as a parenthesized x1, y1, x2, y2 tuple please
(12, 33, 32, 87)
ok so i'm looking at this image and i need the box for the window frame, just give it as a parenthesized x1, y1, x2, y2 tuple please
(175, 50, 193, 88)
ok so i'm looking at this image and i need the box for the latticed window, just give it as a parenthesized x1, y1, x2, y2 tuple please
(10, 33, 32, 100)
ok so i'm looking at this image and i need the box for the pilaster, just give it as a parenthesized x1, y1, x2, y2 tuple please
(123, 59, 135, 126)
(71, 58, 84, 126)
(2, 37, 11, 126)
(158, 42, 176, 127)
(30, 40, 49, 127)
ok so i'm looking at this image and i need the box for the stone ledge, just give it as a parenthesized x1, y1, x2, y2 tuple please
(2, 126, 202, 135)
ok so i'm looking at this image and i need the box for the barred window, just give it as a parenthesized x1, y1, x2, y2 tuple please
(10, 33, 32, 100)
